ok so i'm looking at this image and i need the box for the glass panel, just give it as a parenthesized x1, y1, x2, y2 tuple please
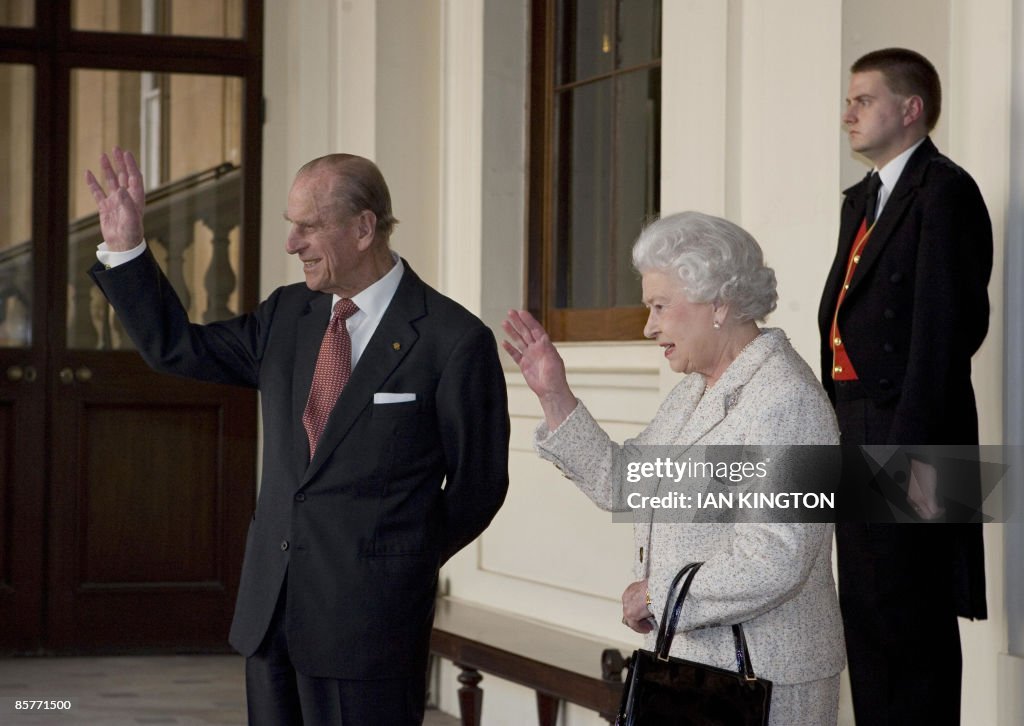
(553, 80, 612, 309)
(617, 0, 661, 69)
(0, 64, 34, 348)
(68, 69, 244, 350)
(612, 67, 660, 307)
(72, 0, 243, 39)
(556, 0, 614, 85)
(0, 0, 34, 27)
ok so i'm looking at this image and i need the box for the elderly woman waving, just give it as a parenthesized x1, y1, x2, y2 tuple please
(503, 212, 845, 725)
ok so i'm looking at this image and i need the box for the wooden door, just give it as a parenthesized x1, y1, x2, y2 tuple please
(46, 353, 256, 651)
(0, 56, 48, 653)
(0, 349, 45, 653)
(0, 1, 264, 653)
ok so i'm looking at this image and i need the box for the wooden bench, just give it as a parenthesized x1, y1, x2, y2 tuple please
(430, 597, 631, 725)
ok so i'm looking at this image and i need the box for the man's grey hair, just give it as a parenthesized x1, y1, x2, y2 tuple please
(632, 211, 778, 322)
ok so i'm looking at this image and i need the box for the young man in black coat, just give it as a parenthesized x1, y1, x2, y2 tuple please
(819, 48, 991, 725)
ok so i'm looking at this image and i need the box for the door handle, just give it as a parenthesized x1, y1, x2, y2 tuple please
(5, 365, 37, 383)
(58, 367, 93, 384)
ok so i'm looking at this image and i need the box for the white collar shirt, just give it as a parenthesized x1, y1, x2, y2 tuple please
(874, 137, 926, 220)
(339, 252, 404, 370)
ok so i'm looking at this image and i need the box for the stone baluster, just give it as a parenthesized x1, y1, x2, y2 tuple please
(111, 305, 130, 351)
(201, 219, 237, 323)
(160, 228, 193, 315)
(70, 238, 99, 349)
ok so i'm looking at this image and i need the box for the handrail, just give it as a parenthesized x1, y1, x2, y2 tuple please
(0, 161, 243, 350)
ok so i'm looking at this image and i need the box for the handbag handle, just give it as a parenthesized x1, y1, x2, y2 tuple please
(654, 562, 702, 660)
(654, 562, 760, 681)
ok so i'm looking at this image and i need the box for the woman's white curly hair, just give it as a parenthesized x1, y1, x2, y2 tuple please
(632, 211, 778, 322)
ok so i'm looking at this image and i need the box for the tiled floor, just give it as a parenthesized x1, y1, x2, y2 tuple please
(0, 656, 459, 725)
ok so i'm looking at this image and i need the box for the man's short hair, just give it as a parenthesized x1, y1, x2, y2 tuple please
(852, 48, 941, 131)
(299, 154, 399, 240)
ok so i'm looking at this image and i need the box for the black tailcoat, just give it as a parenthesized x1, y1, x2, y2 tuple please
(818, 136, 990, 617)
(819, 135, 992, 724)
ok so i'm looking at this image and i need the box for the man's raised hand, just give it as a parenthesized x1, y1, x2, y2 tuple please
(84, 147, 146, 252)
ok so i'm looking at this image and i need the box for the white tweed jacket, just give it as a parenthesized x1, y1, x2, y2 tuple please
(535, 328, 846, 685)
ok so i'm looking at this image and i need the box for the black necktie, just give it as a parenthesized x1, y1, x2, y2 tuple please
(864, 172, 882, 225)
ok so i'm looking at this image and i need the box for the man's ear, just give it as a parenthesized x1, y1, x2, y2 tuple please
(903, 95, 924, 128)
(355, 210, 377, 251)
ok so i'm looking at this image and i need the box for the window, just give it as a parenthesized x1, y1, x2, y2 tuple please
(72, 0, 244, 38)
(528, 0, 661, 341)
(0, 0, 263, 351)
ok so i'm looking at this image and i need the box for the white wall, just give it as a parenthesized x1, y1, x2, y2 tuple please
(376, 0, 442, 285)
(1003, 0, 1024, 722)
(260, 1, 1015, 723)
(260, 0, 440, 294)
(661, 0, 842, 375)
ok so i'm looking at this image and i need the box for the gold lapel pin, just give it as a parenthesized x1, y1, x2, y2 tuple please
(392, 342, 401, 351)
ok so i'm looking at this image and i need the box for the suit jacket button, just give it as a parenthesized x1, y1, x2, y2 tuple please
(883, 308, 896, 319)
(889, 272, 903, 283)
(879, 379, 892, 390)
(883, 343, 894, 353)
(295, 492, 306, 502)
(280, 540, 290, 551)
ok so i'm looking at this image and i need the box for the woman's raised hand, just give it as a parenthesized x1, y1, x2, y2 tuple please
(502, 309, 577, 430)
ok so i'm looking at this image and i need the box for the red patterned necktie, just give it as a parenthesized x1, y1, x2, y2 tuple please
(303, 298, 360, 457)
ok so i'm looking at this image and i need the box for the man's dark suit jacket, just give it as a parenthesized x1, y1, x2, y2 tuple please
(91, 252, 510, 679)
(817, 136, 991, 618)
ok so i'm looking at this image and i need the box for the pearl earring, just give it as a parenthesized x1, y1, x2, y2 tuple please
(713, 321, 721, 330)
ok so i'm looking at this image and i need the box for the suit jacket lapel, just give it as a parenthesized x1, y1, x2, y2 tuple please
(675, 330, 782, 447)
(301, 263, 426, 484)
(838, 173, 872, 262)
(674, 378, 724, 448)
(847, 137, 936, 295)
(819, 172, 872, 332)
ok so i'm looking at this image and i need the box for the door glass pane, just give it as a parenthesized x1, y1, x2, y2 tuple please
(68, 69, 244, 350)
(617, 0, 661, 69)
(72, 0, 243, 39)
(612, 67, 660, 307)
(0, 64, 34, 348)
(553, 79, 612, 309)
(556, 0, 614, 85)
(0, 1, 34, 27)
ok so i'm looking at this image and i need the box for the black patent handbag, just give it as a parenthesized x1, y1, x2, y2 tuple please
(616, 562, 772, 725)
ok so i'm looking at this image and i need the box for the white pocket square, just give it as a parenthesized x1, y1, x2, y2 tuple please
(374, 392, 416, 404)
